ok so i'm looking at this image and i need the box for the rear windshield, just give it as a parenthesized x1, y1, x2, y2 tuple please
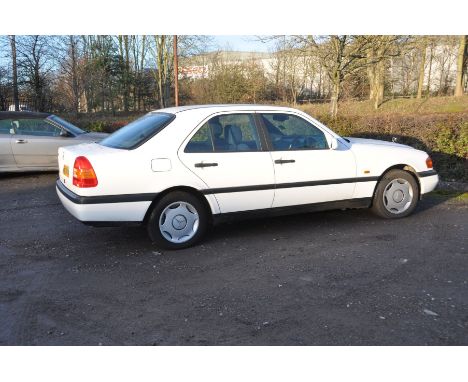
(100, 112, 175, 150)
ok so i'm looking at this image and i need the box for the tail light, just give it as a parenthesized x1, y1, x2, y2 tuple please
(426, 156, 433, 169)
(73, 156, 98, 187)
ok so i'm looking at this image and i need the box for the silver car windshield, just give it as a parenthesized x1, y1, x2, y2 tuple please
(49, 115, 86, 136)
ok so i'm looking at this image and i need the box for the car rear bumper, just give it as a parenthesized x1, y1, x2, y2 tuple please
(56, 179, 151, 223)
(418, 170, 439, 195)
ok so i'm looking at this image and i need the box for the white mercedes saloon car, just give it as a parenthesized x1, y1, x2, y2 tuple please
(56, 105, 438, 249)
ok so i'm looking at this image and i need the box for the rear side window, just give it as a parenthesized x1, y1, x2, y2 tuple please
(100, 112, 175, 150)
(185, 113, 261, 153)
(184, 124, 213, 153)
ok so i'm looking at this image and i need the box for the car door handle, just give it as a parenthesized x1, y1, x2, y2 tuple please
(195, 162, 218, 168)
(274, 159, 295, 164)
(15, 139, 28, 144)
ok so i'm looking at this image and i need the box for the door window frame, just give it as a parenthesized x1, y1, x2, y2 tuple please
(182, 112, 269, 154)
(11, 118, 64, 137)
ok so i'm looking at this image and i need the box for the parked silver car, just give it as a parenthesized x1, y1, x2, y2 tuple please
(0, 112, 108, 172)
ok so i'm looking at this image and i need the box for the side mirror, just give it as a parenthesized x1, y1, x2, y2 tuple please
(9, 128, 15, 135)
(60, 130, 70, 137)
(330, 137, 339, 150)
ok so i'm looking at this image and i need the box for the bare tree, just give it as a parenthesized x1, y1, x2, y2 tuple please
(9, 35, 19, 111)
(425, 38, 435, 96)
(57, 36, 84, 115)
(151, 35, 172, 108)
(454, 35, 467, 96)
(16, 35, 55, 111)
(297, 36, 373, 117)
(417, 37, 428, 99)
(366, 36, 402, 108)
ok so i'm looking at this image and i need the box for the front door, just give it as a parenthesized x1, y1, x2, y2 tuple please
(0, 119, 16, 170)
(10, 117, 67, 167)
(178, 113, 275, 213)
(258, 112, 357, 208)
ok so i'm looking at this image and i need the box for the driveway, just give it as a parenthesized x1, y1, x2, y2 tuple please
(0, 173, 467, 345)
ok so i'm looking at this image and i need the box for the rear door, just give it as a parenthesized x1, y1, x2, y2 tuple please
(10, 117, 69, 168)
(0, 119, 16, 170)
(258, 112, 357, 208)
(178, 112, 275, 213)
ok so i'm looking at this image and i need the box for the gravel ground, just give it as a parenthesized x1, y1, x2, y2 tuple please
(0, 172, 467, 345)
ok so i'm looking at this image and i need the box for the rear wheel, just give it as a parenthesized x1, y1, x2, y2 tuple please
(147, 191, 209, 249)
(371, 169, 419, 218)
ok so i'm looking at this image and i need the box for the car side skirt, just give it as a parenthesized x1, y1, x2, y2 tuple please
(212, 197, 372, 224)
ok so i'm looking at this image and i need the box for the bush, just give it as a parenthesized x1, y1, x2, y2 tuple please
(66, 114, 135, 133)
(310, 113, 468, 182)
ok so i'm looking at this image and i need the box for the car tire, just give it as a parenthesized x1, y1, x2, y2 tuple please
(371, 169, 419, 219)
(147, 191, 209, 249)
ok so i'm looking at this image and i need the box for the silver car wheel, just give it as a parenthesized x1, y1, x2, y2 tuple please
(159, 201, 200, 243)
(383, 178, 414, 214)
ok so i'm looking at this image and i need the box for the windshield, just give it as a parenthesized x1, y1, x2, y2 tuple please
(48, 115, 86, 136)
(99, 112, 175, 150)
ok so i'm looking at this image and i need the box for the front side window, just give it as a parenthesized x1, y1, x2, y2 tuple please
(0, 119, 11, 135)
(260, 113, 329, 151)
(100, 112, 175, 150)
(13, 118, 62, 137)
(185, 113, 261, 153)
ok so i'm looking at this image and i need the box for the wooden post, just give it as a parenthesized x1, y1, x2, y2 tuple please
(173, 35, 179, 106)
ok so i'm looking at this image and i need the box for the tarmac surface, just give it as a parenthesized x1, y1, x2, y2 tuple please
(0, 172, 467, 345)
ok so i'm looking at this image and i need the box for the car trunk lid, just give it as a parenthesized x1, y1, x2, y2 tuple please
(58, 143, 123, 195)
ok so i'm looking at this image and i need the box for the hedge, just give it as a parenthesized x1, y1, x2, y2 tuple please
(68, 111, 468, 182)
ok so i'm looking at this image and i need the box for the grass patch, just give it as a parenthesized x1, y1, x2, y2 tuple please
(429, 190, 468, 203)
(299, 95, 468, 117)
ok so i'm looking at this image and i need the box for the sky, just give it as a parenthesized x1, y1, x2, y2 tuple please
(210, 35, 275, 52)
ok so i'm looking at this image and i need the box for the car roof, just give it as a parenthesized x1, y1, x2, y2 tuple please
(152, 104, 298, 114)
(0, 111, 52, 119)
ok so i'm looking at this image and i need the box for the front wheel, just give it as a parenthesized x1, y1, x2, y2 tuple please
(147, 191, 209, 249)
(371, 169, 419, 218)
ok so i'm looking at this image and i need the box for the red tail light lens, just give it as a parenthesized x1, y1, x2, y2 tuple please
(73, 156, 98, 188)
(426, 157, 433, 169)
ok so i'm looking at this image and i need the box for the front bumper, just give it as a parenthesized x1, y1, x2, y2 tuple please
(56, 179, 151, 223)
(418, 170, 439, 195)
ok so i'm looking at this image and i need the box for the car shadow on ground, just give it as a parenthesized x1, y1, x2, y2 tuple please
(0, 170, 57, 180)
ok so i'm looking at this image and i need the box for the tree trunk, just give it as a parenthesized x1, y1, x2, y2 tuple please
(124, 35, 130, 111)
(329, 71, 340, 118)
(155, 36, 166, 108)
(455, 35, 467, 97)
(417, 38, 427, 99)
(9, 36, 19, 111)
(426, 44, 433, 96)
(69, 36, 80, 116)
(374, 60, 385, 109)
(367, 48, 376, 101)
